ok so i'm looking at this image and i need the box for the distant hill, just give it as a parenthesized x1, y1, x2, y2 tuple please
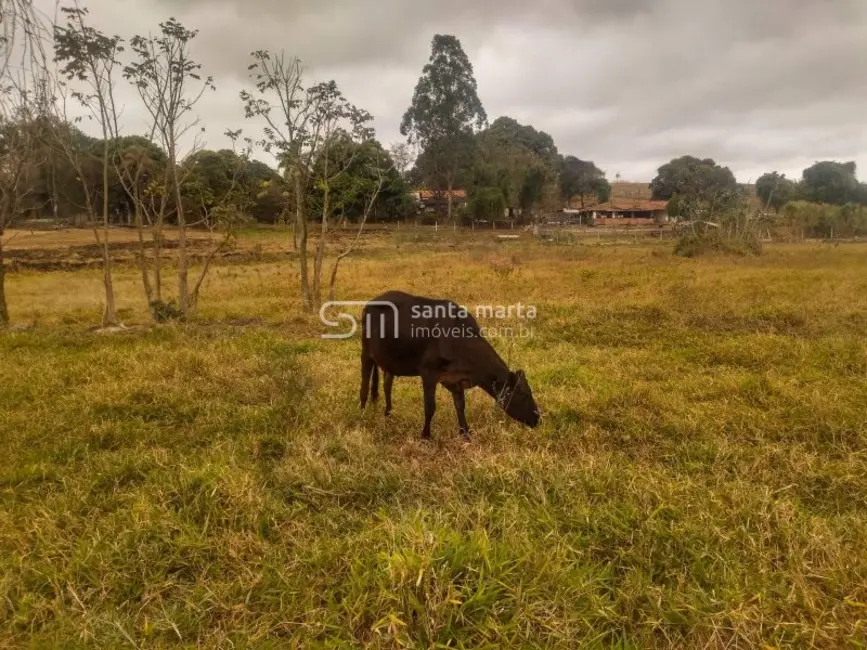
(610, 181, 652, 201)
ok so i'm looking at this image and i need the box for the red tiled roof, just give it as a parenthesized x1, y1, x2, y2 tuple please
(417, 189, 467, 201)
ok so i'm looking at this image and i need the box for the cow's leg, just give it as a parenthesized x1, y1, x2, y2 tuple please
(421, 373, 437, 440)
(360, 355, 374, 409)
(449, 387, 471, 440)
(370, 364, 379, 404)
(384, 372, 394, 417)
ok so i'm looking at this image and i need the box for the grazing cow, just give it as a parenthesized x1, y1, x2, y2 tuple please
(360, 290, 540, 440)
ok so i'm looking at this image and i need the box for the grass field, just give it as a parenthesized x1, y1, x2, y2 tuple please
(1, 229, 866, 648)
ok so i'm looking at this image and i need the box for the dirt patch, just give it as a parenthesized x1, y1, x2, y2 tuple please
(1, 227, 301, 272)
(3, 238, 295, 272)
(0, 224, 527, 272)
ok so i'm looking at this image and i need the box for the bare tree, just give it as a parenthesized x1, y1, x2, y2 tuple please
(124, 18, 213, 318)
(53, 3, 123, 326)
(0, 94, 43, 325)
(1, 0, 46, 73)
(241, 51, 321, 310)
(242, 53, 381, 311)
(327, 156, 389, 302)
(307, 81, 373, 308)
(115, 137, 161, 308)
(388, 141, 414, 181)
(181, 131, 254, 313)
(0, 0, 48, 326)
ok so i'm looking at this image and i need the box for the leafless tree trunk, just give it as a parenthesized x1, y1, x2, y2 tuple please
(294, 165, 312, 309)
(311, 134, 332, 308)
(99, 135, 118, 325)
(133, 204, 154, 305)
(0, 233, 9, 326)
(189, 238, 225, 313)
(327, 168, 385, 302)
(170, 144, 190, 314)
(151, 168, 172, 305)
(312, 210, 326, 308)
(447, 175, 454, 224)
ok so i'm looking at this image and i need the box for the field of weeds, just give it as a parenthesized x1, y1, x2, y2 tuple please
(1, 229, 866, 648)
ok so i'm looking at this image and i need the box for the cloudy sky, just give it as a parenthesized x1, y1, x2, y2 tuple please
(37, 0, 867, 182)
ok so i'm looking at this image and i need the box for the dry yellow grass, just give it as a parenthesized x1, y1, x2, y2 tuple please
(1, 229, 866, 648)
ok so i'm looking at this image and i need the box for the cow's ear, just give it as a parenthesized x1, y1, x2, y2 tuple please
(516, 370, 526, 380)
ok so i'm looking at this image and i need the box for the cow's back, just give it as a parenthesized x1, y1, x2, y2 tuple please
(363, 291, 481, 377)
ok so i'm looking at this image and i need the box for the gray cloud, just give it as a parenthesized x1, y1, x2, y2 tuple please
(36, 0, 867, 181)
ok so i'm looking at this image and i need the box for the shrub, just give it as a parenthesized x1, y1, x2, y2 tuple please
(781, 201, 867, 239)
(674, 230, 762, 258)
(150, 300, 183, 322)
(468, 186, 507, 223)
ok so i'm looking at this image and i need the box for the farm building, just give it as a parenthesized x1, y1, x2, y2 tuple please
(580, 199, 670, 225)
(413, 189, 468, 213)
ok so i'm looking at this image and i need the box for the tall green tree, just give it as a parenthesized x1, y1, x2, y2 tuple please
(400, 34, 486, 222)
(180, 147, 278, 227)
(468, 186, 506, 224)
(177, 134, 255, 312)
(115, 135, 168, 214)
(182, 148, 239, 215)
(559, 156, 610, 208)
(756, 172, 798, 212)
(25, 118, 92, 224)
(651, 155, 740, 219)
(485, 116, 558, 162)
(800, 161, 861, 205)
(310, 137, 410, 222)
(471, 116, 559, 221)
(321, 138, 398, 301)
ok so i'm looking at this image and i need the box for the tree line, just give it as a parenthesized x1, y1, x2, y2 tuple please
(5, 122, 415, 228)
(0, 3, 419, 327)
(2, 4, 864, 328)
(0, 20, 615, 327)
(400, 35, 610, 225)
(647, 155, 867, 239)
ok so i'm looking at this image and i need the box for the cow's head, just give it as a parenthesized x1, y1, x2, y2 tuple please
(496, 370, 540, 428)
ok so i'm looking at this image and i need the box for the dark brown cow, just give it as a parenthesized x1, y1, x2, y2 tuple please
(360, 290, 540, 440)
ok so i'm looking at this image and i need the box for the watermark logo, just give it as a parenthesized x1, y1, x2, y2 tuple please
(320, 300, 537, 340)
(319, 301, 399, 340)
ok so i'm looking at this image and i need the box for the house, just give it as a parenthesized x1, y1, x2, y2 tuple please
(579, 199, 669, 225)
(412, 189, 468, 213)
